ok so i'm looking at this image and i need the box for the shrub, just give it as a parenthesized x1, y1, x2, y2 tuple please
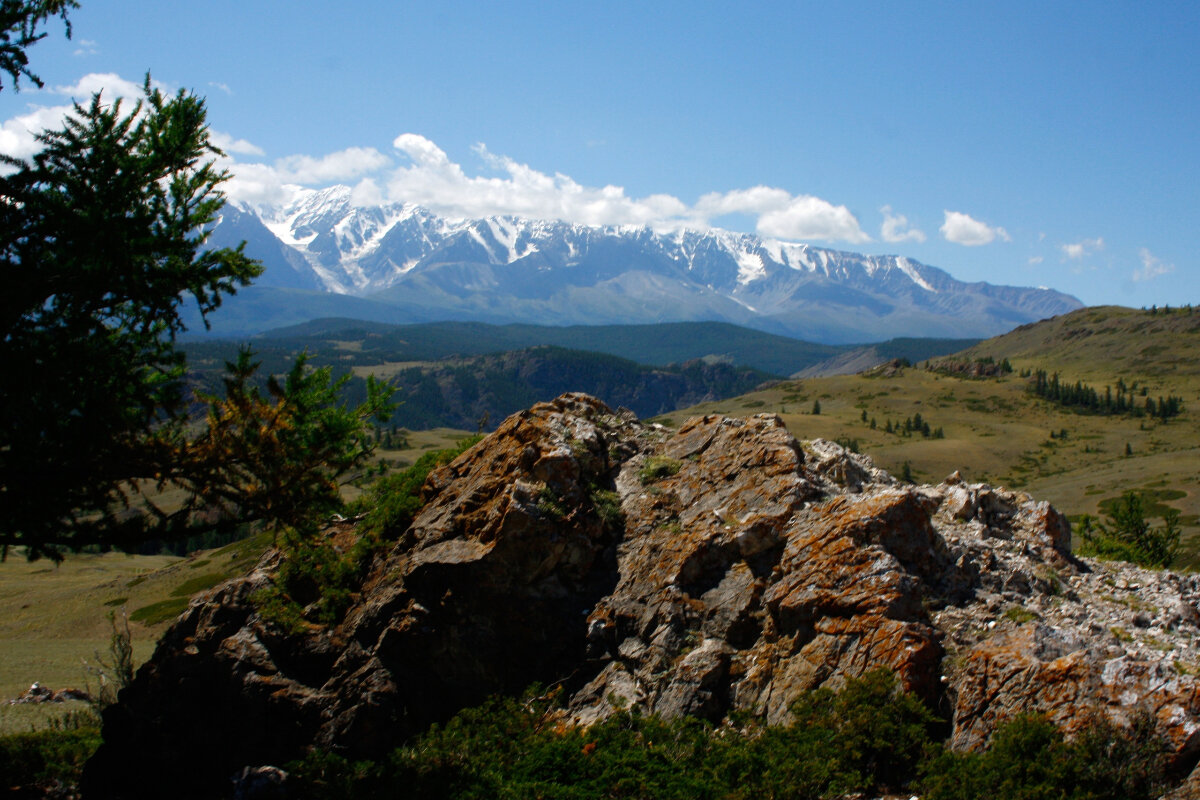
(1076, 490, 1180, 568)
(255, 435, 483, 630)
(919, 712, 1168, 800)
(289, 670, 941, 800)
(0, 728, 102, 789)
(358, 435, 482, 538)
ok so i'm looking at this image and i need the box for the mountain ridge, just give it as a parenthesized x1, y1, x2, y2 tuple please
(205, 190, 1083, 343)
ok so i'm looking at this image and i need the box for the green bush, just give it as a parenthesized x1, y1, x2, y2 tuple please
(255, 435, 483, 630)
(0, 727, 102, 788)
(358, 435, 483, 538)
(289, 670, 941, 800)
(1076, 490, 1180, 568)
(919, 712, 1168, 800)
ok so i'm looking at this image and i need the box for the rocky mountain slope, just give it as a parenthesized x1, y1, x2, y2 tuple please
(85, 395, 1200, 798)
(203, 190, 1083, 343)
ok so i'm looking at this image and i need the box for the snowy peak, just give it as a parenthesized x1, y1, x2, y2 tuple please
(213, 188, 1083, 344)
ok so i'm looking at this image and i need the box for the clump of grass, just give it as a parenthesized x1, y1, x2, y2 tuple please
(639, 456, 682, 485)
(129, 597, 189, 625)
(1003, 606, 1037, 624)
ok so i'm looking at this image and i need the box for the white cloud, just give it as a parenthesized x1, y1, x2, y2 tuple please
(364, 133, 871, 240)
(879, 205, 926, 243)
(51, 72, 161, 101)
(0, 72, 875, 245)
(1060, 237, 1104, 260)
(209, 82, 232, 96)
(0, 103, 73, 161)
(73, 39, 98, 57)
(274, 147, 390, 184)
(756, 196, 869, 242)
(1028, 255, 1044, 265)
(210, 131, 264, 157)
(939, 210, 1011, 246)
(1133, 248, 1175, 282)
(222, 147, 391, 207)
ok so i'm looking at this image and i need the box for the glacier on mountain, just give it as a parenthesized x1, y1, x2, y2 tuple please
(209, 187, 1083, 343)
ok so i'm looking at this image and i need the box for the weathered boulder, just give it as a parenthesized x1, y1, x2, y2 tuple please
(84, 393, 1200, 797)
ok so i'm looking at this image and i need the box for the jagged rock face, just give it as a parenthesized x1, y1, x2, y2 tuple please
(85, 394, 1200, 797)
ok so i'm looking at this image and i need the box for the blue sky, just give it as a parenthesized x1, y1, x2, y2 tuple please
(2, 1, 1196, 307)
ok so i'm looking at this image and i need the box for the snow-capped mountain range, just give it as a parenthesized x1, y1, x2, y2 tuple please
(203, 185, 1082, 344)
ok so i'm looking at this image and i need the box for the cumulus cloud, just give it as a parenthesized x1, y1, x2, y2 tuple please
(755, 195, 869, 242)
(73, 39, 98, 57)
(1133, 248, 1175, 282)
(220, 147, 392, 207)
(939, 210, 1011, 246)
(0, 72, 875, 246)
(51, 72, 162, 101)
(879, 205, 926, 243)
(0, 73, 173, 166)
(1060, 237, 1104, 260)
(210, 131, 264, 157)
(274, 147, 390, 184)
(365, 133, 869, 241)
(0, 104, 73, 161)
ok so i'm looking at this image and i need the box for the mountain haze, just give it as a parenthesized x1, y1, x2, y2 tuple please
(202, 188, 1083, 343)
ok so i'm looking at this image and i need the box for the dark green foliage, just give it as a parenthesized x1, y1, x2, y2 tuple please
(255, 528, 380, 629)
(1076, 490, 1181, 568)
(289, 670, 941, 800)
(811, 399, 821, 414)
(189, 343, 776, 432)
(358, 435, 483, 538)
(0, 80, 261, 560)
(0, 727, 101, 789)
(176, 348, 395, 538)
(1029, 370, 1183, 420)
(253, 435, 482, 630)
(919, 712, 1168, 800)
(0, 0, 76, 91)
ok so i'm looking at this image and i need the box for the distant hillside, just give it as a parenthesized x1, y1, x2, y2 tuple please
(184, 341, 775, 431)
(792, 337, 981, 378)
(954, 305, 1200, 384)
(195, 317, 976, 379)
(253, 318, 842, 376)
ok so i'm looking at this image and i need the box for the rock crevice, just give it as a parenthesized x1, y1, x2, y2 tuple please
(84, 393, 1200, 797)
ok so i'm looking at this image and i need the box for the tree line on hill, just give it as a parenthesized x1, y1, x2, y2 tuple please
(1030, 370, 1184, 420)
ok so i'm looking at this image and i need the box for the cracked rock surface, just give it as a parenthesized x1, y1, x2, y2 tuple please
(84, 393, 1200, 798)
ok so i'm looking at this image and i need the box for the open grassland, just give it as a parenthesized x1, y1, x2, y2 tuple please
(0, 547, 231, 733)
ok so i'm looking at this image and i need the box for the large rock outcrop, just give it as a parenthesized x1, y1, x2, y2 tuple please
(84, 394, 1200, 797)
